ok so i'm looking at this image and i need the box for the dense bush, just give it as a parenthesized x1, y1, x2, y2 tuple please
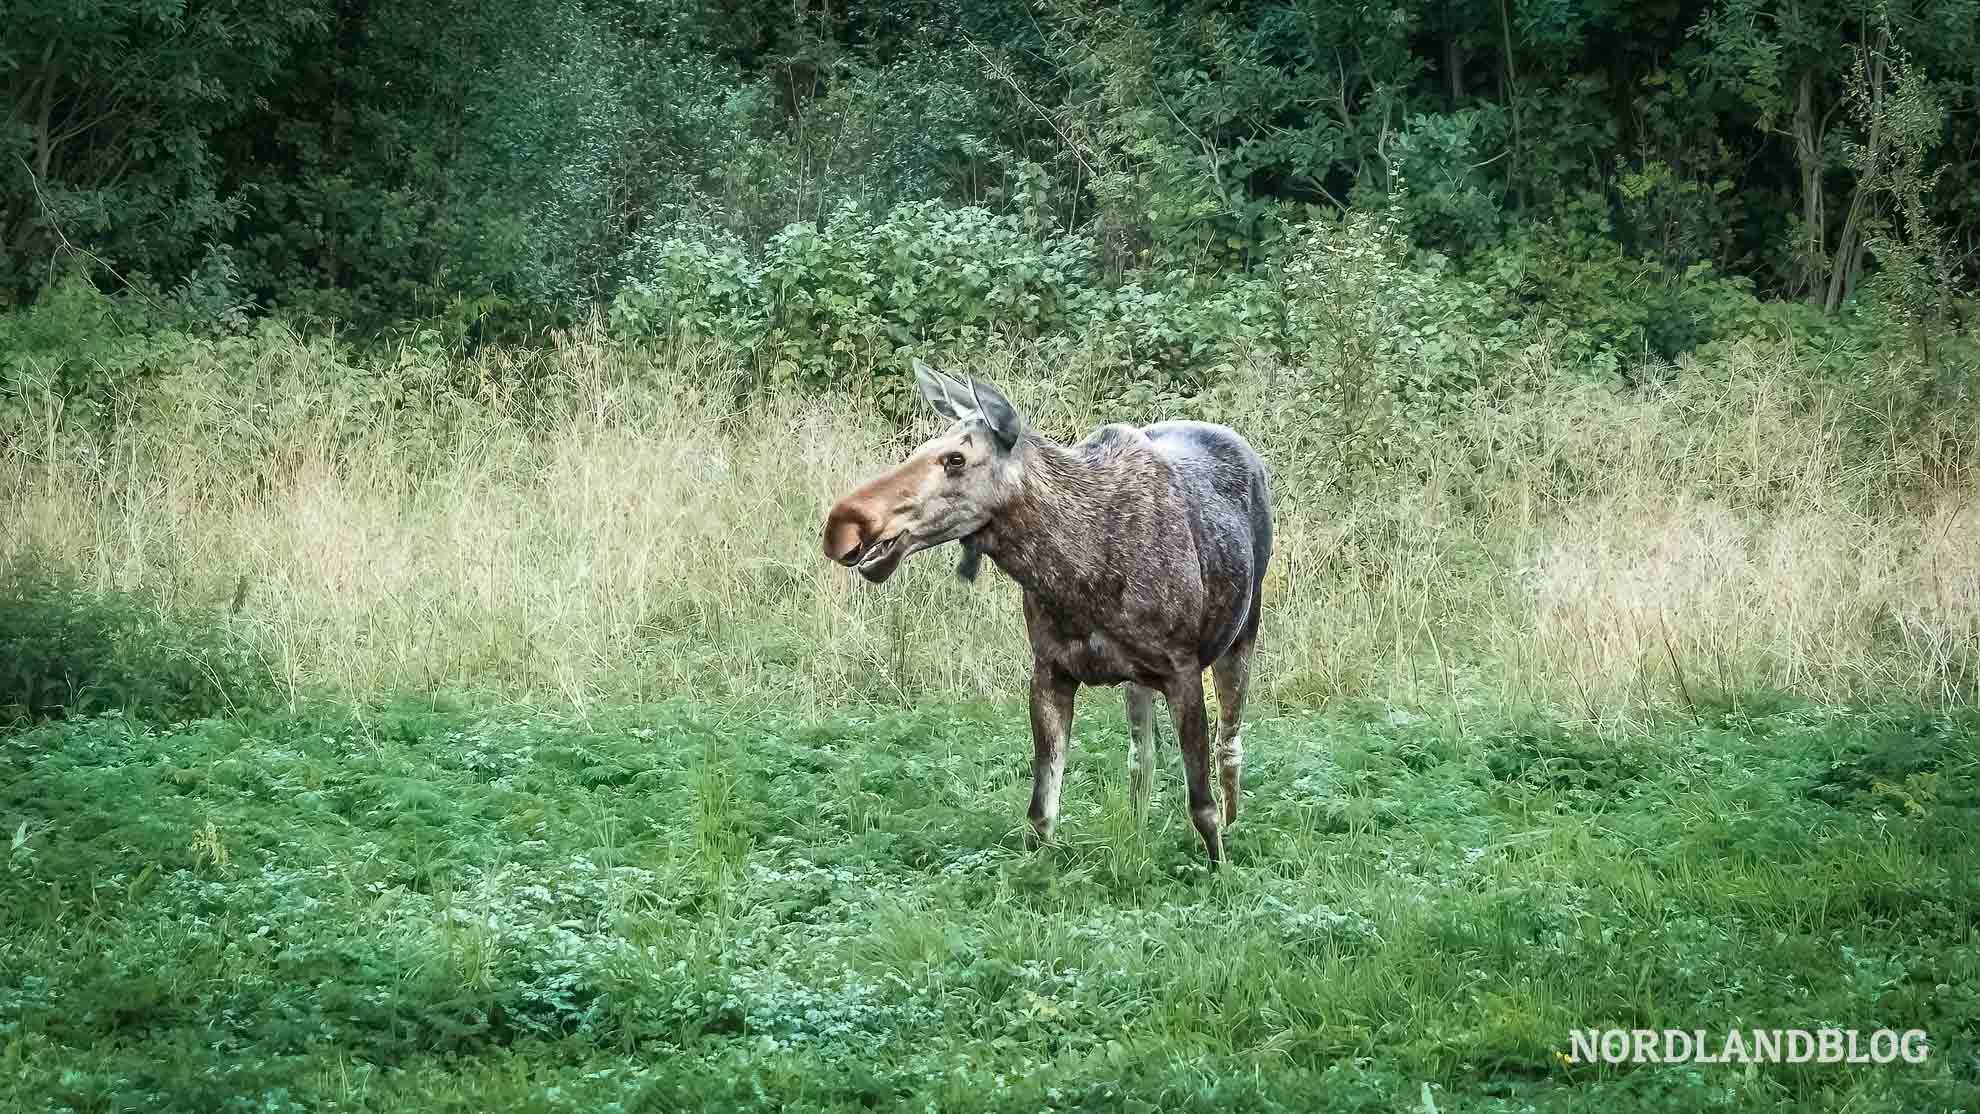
(9, 0, 1980, 346)
(0, 551, 265, 726)
(613, 191, 1103, 406)
(598, 189, 1614, 439)
(1272, 203, 1519, 472)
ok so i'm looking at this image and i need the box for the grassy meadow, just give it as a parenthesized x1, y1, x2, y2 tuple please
(3, 328, 1979, 1111)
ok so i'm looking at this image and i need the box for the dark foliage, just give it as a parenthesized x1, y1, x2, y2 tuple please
(4, 0, 1976, 349)
(0, 549, 266, 726)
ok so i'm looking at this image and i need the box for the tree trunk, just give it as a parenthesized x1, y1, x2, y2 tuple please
(1826, 186, 1870, 314)
(1445, 31, 1464, 106)
(1825, 48, 1885, 315)
(1793, 69, 1825, 303)
(1499, 0, 1521, 211)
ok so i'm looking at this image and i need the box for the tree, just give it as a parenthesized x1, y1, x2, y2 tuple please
(0, 0, 327, 303)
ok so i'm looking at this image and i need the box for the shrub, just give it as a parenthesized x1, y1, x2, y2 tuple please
(609, 196, 1105, 413)
(1273, 202, 1518, 474)
(0, 550, 265, 726)
(603, 188, 1535, 421)
(608, 234, 766, 352)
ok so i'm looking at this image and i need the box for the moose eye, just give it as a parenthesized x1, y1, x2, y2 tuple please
(941, 452, 966, 475)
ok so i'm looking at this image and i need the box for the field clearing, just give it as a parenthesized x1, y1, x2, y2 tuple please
(6, 335, 1980, 1111)
(3, 698, 1976, 1112)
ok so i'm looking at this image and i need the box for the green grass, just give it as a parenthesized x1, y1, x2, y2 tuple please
(2, 698, 1976, 1112)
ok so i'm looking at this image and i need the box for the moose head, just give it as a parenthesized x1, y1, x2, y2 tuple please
(821, 359, 1025, 585)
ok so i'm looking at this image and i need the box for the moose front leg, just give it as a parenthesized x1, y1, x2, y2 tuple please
(1165, 670, 1222, 865)
(1027, 663, 1077, 846)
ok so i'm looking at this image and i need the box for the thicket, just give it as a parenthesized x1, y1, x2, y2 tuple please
(4, 0, 1978, 383)
(0, 548, 265, 724)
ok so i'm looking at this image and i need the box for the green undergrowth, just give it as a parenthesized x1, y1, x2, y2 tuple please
(0, 551, 268, 726)
(2, 697, 1975, 1112)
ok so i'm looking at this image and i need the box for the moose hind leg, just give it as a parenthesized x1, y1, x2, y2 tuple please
(1211, 637, 1255, 827)
(1164, 670, 1221, 864)
(1124, 683, 1158, 817)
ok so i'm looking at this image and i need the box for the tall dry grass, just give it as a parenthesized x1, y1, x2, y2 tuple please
(4, 323, 1977, 722)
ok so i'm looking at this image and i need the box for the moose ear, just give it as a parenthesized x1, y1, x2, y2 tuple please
(913, 358, 975, 422)
(969, 377, 1023, 451)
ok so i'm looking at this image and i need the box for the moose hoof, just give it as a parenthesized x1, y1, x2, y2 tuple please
(1190, 808, 1223, 866)
(1027, 817, 1056, 849)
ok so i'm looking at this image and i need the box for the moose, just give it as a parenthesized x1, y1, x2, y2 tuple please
(822, 359, 1272, 865)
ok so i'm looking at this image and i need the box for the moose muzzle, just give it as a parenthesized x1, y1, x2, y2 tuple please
(822, 501, 910, 584)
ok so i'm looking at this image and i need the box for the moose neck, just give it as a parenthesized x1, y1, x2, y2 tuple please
(980, 433, 1112, 600)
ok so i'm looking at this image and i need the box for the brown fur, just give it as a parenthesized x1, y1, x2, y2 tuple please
(822, 362, 1272, 864)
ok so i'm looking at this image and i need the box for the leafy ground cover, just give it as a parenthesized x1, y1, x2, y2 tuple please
(3, 698, 1975, 1112)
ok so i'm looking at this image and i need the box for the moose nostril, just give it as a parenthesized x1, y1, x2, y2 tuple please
(823, 511, 871, 564)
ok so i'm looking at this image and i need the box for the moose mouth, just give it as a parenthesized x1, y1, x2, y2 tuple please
(853, 534, 908, 583)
